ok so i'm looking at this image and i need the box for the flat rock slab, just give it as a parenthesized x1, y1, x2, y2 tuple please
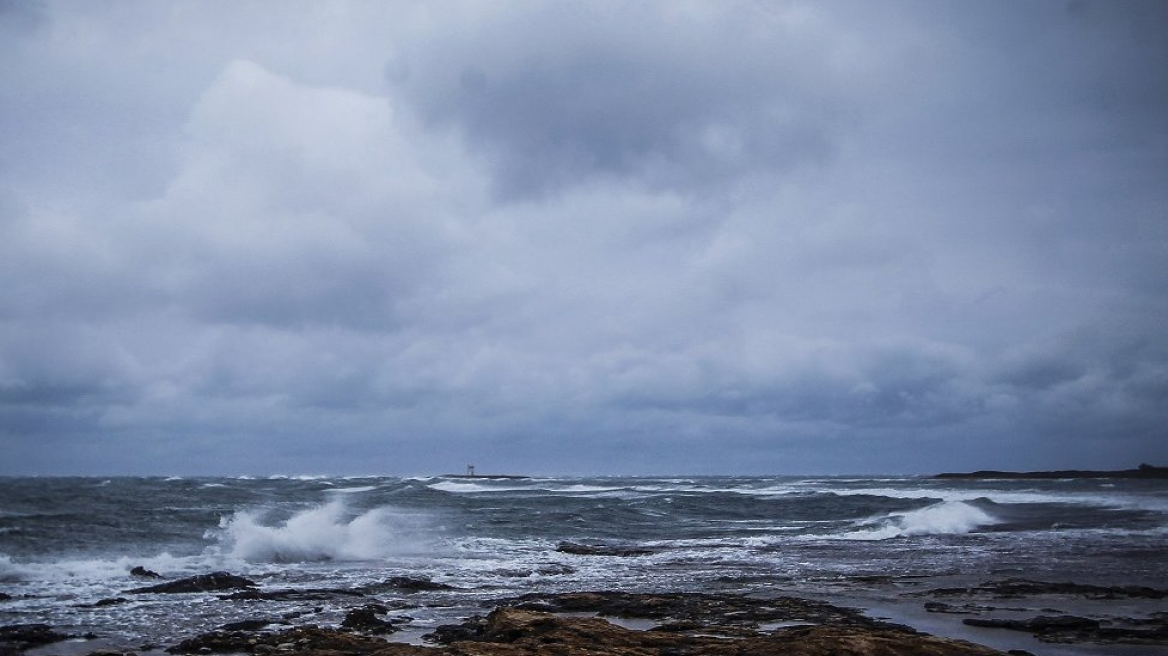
(127, 571, 257, 594)
(417, 608, 1006, 656)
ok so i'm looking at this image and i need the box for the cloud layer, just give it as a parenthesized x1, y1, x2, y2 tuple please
(1, 1, 1166, 475)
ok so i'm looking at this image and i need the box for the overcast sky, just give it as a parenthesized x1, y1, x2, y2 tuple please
(1, 1, 1166, 476)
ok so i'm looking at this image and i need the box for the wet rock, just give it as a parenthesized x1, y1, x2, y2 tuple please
(924, 601, 1008, 614)
(127, 571, 257, 594)
(555, 541, 654, 557)
(341, 605, 401, 634)
(0, 594, 11, 602)
(496, 591, 901, 631)
(78, 597, 129, 608)
(964, 615, 1101, 632)
(962, 614, 1168, 645)
(424, 615, 488, 644)
(130, 566, 161, 579)
(383, 576, 455, 592)
(0, 624, 71, 656)
(926, 578, 1168, 600)
(426, 607, 1006, 656)
(221, 587, 365, 601)
(167, 626, 391, 655)
(218, 619, 276, 632)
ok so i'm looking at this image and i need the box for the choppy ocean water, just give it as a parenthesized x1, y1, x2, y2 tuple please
(1, 475, 1166, 649)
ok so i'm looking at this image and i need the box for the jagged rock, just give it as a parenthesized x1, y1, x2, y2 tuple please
(964, 614, 1168, 645)
(341, 605, 401, 634)
(424, 615, 488, 644)
(130, 566, 161, 579)
(78, 597, 128, 608)
(167, 625, 391, 655)
(964, 615, 1101, 631)
(496, 591, 900, 631)
(554, 541, 654, 557)
(220, 587, 366, 601)
(425, 607, 1006, 656)
(383, 576, 455, 592)
(127, 572, 257, 594)
(926, 578, 1168, 600)
(218, 619, 276, 632)
(0, 624, 71, 656)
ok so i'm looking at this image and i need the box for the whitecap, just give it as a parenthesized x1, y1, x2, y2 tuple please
(215, 500, 434, 562)
(836, 500, 998, 540)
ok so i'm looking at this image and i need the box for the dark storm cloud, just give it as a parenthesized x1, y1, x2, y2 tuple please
(0, 1, 1165, 475)
(386, 2, 863, 199)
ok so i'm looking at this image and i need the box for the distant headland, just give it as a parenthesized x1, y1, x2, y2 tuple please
(934, 463, 1168, 480)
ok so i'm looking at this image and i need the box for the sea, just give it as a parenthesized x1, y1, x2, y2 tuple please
(1, 475, 1166, 652)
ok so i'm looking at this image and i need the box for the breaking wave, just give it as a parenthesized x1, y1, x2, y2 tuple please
(215, 501, 433, 562)
(838, 500, 998, 540)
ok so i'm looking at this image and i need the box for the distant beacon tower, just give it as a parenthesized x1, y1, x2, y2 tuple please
(466, 464, 475, 477)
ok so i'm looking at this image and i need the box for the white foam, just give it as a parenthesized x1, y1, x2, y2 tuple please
(825, 486, 1168, 512)
(216, 500, 433, 562)
(327, 485, 379, 494)
(837, 501, 998, 540)
(0, 551, 215, 584)
(429, 481, 532, 493)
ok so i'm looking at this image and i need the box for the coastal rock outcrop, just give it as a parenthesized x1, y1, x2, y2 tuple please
(127, 571, 257, 594)
(554, 541, 654, 557)
(422, 606, 1006, 656)
(0, 624, 70, 656)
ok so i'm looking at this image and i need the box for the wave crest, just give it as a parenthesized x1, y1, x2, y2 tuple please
(840, 500, 998, 540)
(216, 501, 431, 562)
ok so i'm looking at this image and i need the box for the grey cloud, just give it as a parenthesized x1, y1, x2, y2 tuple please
(386, 3, 864, 199)
(1, 2, 1166, 475)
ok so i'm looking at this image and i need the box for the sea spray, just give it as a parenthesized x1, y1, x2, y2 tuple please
(215, 500, 436, 562)
(839, 500, 998, 540)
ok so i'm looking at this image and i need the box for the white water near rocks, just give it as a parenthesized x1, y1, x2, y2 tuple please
(1, 475, 1166, 653)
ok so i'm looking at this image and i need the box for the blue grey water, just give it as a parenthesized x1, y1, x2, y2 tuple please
(1, 475, 1166, 650)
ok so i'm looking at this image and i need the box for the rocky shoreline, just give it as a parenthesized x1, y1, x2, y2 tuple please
(5, 571, 1168, 656)
(933, 463, 1168, 480)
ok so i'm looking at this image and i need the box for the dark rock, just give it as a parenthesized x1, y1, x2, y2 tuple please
(494, 591, 899, 631)
(167, 626, 392, 655)
(383, 576, 455, 592)
(127, 572, 257, 594)
(220, 587, 365, 601)
(964, 615, 1101, 632)
(957, 614, 1168, 644)
(341, 605, 401, 634)
(924, 578, 1168, 600)
(218, 619, 275, 632)
(934, 465, 1168, 480)
(424, 615, 487, 644)
(78, 598, 128, 608)
(0, 594, 10, 602)
(130, 566, 161, 579)
(926, 602, 972, 614)
(426, 607, 1006, 655)
(0, 624, 71, 655)
(554, 542, 654, 557)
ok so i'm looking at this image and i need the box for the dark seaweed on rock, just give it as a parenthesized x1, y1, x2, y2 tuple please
(922, 578, 1168, 600)
(127, 571, 257, 594)
(0, 624, 70, 656)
